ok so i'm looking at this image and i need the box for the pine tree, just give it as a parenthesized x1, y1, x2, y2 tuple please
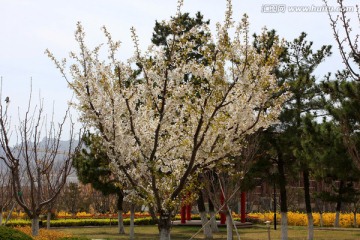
(253, 32, 331, 240)
(73, 132, 126, 234)
(301, 117, 360, 227)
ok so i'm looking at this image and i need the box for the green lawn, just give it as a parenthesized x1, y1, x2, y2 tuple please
(60, 225, 360, 240)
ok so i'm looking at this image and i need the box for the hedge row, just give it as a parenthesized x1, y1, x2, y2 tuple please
(5, 217, 156, 227)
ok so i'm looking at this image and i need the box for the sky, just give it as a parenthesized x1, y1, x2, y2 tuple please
(0, 0, 358, 140)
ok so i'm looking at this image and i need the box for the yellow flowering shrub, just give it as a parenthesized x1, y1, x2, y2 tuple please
(11, 210, 27, 219)
(247, 211, 360, 227)
(57, 211, 72, 217)
(2, 210, 27, 219)
(75, 211, 93, 217)
(16, 226, 72, 240)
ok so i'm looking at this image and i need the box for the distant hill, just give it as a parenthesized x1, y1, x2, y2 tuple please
(0, 138, 80, 182)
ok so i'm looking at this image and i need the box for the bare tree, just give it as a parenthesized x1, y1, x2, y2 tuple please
(0, 168, 12, 225)
(324, 0, 360, 81)
(0, 87, 81, 236)
(202, 133, 260, 240)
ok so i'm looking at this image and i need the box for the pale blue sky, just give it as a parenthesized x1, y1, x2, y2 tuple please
(0, 0, 358, 137)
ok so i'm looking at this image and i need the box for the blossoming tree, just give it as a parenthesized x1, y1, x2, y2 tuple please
(48, 1, 289, 238)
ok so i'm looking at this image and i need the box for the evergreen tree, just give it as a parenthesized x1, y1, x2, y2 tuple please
(73, 132, 126, 234)
(280, 33, 331, 240)
(301, 117, 360, 227)
(248, 32, 331, 240)
(322, 79, 360, 168)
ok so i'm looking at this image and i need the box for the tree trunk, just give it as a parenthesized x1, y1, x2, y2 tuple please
(200, 211, 213, 239)
(118, 210, 125, 234)
(130, 204, 135, 239)
(277, 146, 288, 240)
(303, 169, 314, 240)
(319, 212, 323, 227)
(31, 216, 40, 236)
(335, 211, 340, 227)
(208, 199, 219, 232)
(307, 212, 314, 239)
(353, 211, 358, 228)
(46, 211, 51, 229)
(335, 181, 343, 228)
(0, 209, 3, 225)
(225, 211, 233, 240)
(117, 193, 125, 234)
(158, 210, 172, 240)
(280, 212, 288, 240)
(197, 190, 213, 239)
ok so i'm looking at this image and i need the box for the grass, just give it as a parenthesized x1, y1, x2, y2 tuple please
(60, 225, 360, 240)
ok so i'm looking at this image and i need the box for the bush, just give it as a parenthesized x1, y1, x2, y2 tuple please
(0, 226, 33, 240)
(47, 217, 156, 227)
(5, 219, 30, 227)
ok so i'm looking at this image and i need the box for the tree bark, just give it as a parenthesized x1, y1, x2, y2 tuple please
(281, 212, 288, 240)
(354, 211, 358, 228)
(319, 212, 323, 227)
(197, 191, 212, 239)
(334, 211, 340, 228)
(46, 211, 51, 229)
(208, 198, 219, 232)
(307, 212, 314, 239)
(225, 211, 233, 240)
(118, 210, 125, 234)
(31, 216, 40, 236)
(335, 180, 344, 228)
(303, 169, 314, 240)
(277, 149, 288, 240)
(130, 204, 135, 239)
(200, 211, 213, 239)
(117, 193, 125, 234)
(158, 210, 172, 240)
(0, 208, 3, 225)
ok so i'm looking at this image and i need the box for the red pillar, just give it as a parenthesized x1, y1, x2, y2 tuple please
(181, 204, 186, 224)
(220, 192, 226, 224)
(241, 191, 246, 223)
(186, 204, 191, 221)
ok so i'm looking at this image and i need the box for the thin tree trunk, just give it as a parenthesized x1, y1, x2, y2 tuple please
(158, 210, 172, 240)
(353, 211, 358, 228)
(303, 169, 314, 240)
(0, 208, 3, 225)
(226, 211, 233, 240)
(277, 149, 288, 240)
(118, 210, 125, 234)
(130, 204, 135, 239)
(197, 190, 212, 239)
(46, 211, 51, 229)
(31, 216, 40, 236)
(117, 193, 125, 234)
(307, 212, 314, 239)
(335, 211, 340, 227)
(335, 181, 344, 228)
(208, 199, 219, 232)
(319, 212, 323, 227)
(315, 199, 324, 227)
